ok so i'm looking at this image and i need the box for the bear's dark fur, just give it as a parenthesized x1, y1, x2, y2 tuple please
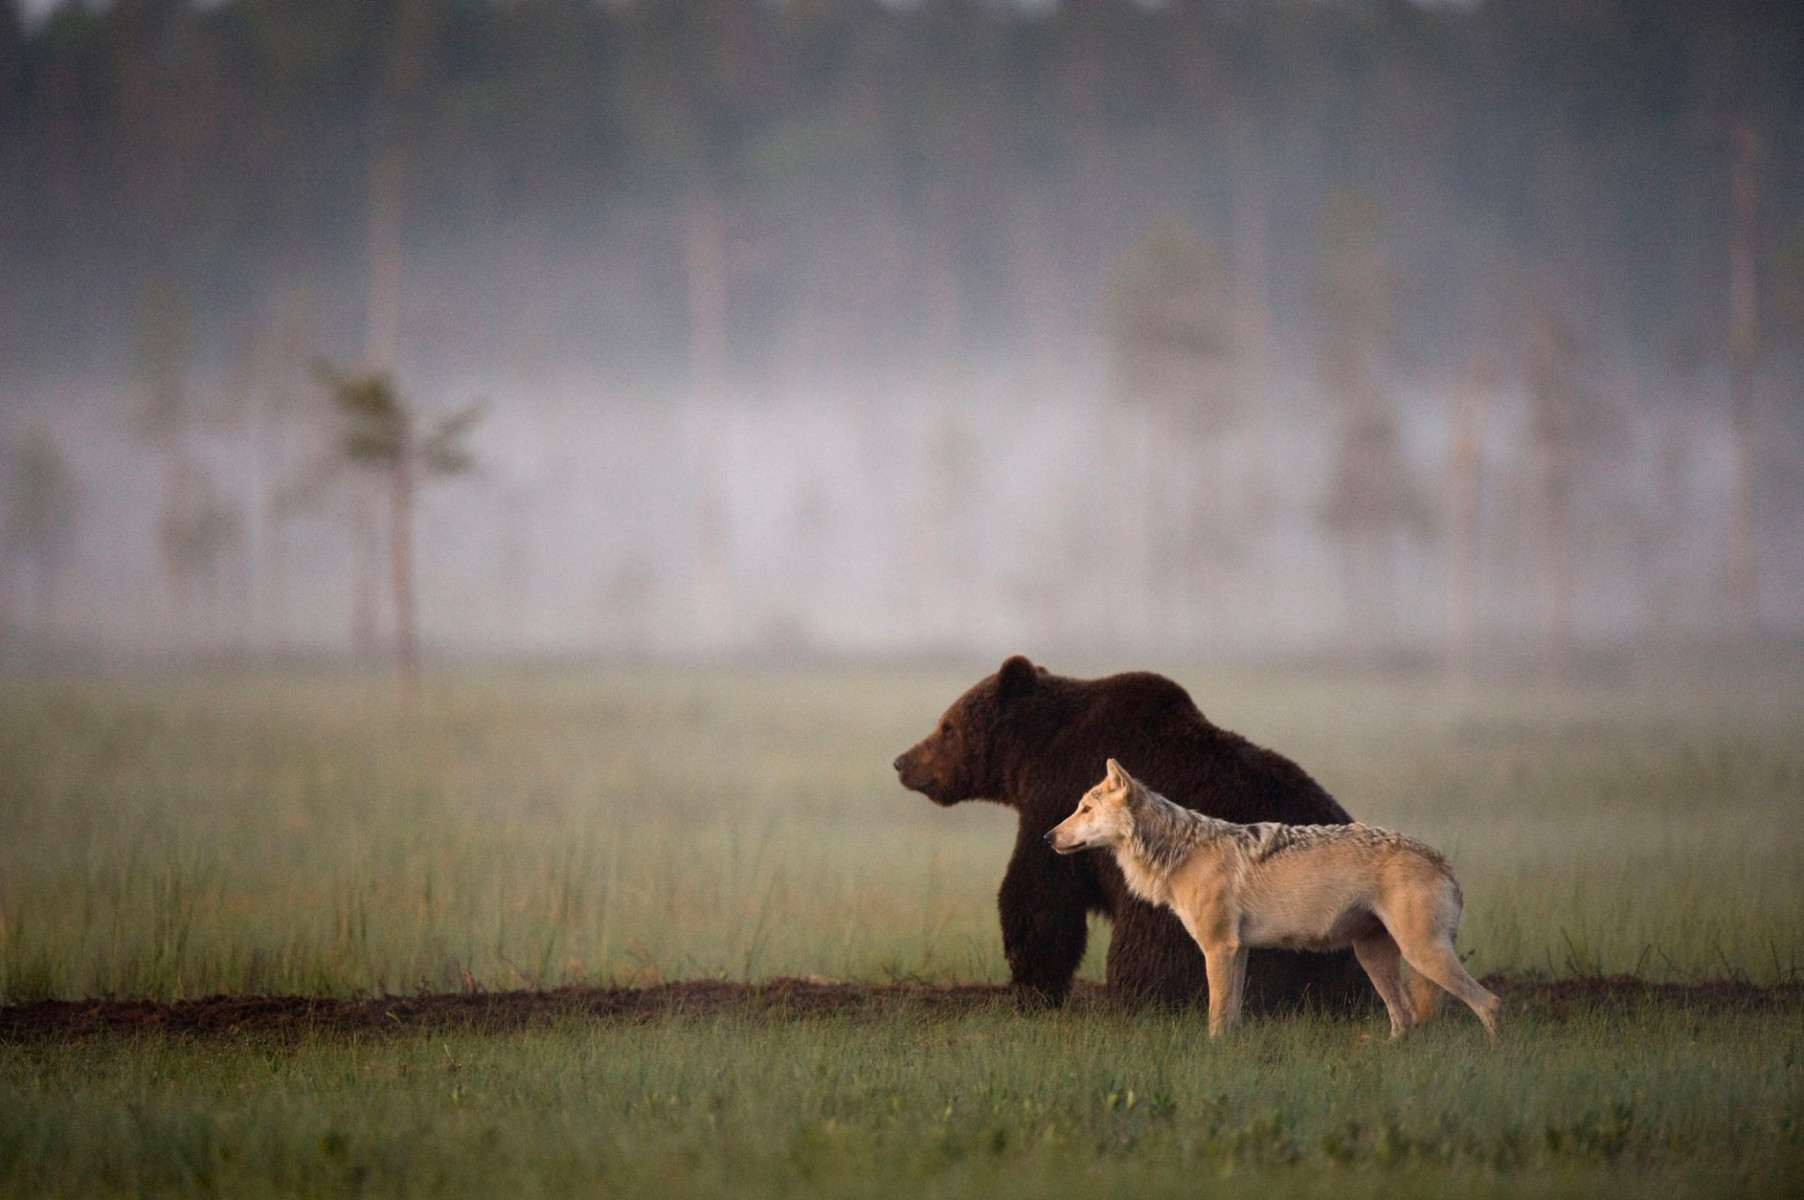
(893, 655, 1370, 1011)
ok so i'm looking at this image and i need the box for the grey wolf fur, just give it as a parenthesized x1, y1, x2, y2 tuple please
(1047, 759, 1502, 1039)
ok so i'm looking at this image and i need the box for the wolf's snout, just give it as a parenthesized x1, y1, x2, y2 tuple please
(1042, 829, 1057, 845)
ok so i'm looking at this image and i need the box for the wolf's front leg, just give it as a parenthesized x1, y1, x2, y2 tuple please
(1203, 942, 1246, 1037)
(1227, 945, 1249, 1022)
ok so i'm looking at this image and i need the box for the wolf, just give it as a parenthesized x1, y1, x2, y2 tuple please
(1047, 759, 1502, 1039)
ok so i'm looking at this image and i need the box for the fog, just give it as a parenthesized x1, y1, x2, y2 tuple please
(2, 0, 1801, 667)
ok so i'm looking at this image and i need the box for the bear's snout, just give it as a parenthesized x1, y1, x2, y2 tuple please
(894, 744, 958, 805)
(893, 746, 926, 788)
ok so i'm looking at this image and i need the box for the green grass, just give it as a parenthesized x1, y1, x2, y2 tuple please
(2, 660, 1801, 1001)
(3, 659, 1803, 1197)
(4, 1003, 1801, 1198)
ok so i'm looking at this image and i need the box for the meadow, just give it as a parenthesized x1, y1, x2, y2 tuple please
(2, 656, 1802, 1196)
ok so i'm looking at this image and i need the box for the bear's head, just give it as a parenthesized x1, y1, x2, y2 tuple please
(893, 654, 1048, 806)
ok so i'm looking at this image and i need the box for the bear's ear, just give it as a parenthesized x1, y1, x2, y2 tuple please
(996, 655, 1040, 704)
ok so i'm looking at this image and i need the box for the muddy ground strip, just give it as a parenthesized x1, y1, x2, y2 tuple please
(4, 975, 1800, 1042)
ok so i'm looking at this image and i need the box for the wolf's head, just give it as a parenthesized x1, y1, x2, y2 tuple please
(1045, 758, 1138, 854)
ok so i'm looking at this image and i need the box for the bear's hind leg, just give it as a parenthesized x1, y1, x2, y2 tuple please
(1105, 901, 1209, 1010)
(1239, 946, 1378, 1017)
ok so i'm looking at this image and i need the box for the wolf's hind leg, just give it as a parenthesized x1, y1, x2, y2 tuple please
(1352, 932, 1413, 1039)
(1394, 938, 1502, 1038)
(1405, 964, 1442, 1025)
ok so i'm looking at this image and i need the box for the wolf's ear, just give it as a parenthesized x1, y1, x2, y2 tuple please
(996, 655, 1040, 704)
(1103, 758, 1127, 789)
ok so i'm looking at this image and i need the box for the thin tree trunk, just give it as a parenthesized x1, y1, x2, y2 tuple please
(1231, 121, 1274, 517)
(390, 454, 418, 701)
(357, 0, 430, 672)
(351, 481, 381, 660)
(31, 548, 54, 648)
(261, 501, 287, 655)
(1525, 294, 1579, 669)
(1538, 445, 1575, 666)
(354, 150, 407, 665)
(684, 191, 733, 651)
(1727, 125, 1760, 635)
(0, 557, 13, 650)
(253, 378, 284, 657)
(923, 234, 961, 371)
(1130, 414, 1161, 645)
(1446, 368, 1487, 679)
(1343, 533, 1378, 658)
(1231, 137, 1274, 651)
(365, 151, 406, 374)
(1010, 187, 1066, 383)
(160, 451, 190, 650)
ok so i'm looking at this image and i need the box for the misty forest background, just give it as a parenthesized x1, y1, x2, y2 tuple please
(2, 0, 1802, 666)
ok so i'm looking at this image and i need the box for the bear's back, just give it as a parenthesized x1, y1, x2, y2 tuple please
(1025, 669, 1350, 829)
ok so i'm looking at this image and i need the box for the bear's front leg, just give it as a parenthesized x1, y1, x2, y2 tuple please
(997, 826, 1091, 1009)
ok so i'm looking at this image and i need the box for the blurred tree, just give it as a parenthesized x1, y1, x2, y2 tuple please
(620, 0, 773, 652)
(1523, 295, 1581, 661)
(350, 0, 439, 662)
(158, 458, 244, 644)
(1445, 355, 1493, 679)
(2, 426, 80, 646)
(1104, 219, 1245, 644)
(131, 283, 194, 459)
(131, 283, 212, 639)
(1779, 221, 1804, 342)
(1107, 221, 1238, 428)
(0, 0, 21, 105)
(1725, 126, 1761, 635)
(913, 403, 978, 647)
(314, 363, 484, 697)
(1765, 218, 1804, 636)
(1315, 193, 1432, 652)
(1521, 274, 1628, 663)
(227, 286, 320, 655)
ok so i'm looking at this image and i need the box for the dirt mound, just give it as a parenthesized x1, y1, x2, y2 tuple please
(2, 975, 1797, 1043)
(0, 979, 1025, 1041)
(1499, 974, 1804, 1019)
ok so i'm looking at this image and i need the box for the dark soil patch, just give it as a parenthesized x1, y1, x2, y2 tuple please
(2, 975, 1798, 1043)
(1499, 974, 1804, 1020)
(0, 979, 1026, 1042)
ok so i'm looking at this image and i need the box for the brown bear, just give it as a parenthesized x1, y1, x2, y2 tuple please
(893, 655, 1370, 1011)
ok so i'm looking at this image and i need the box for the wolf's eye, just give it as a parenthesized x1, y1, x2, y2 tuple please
(1078, 803, 1090, 814)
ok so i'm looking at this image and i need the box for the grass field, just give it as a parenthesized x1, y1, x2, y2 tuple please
(5, 999, 1801, 1198)
(2, 657, 1803, 1196)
